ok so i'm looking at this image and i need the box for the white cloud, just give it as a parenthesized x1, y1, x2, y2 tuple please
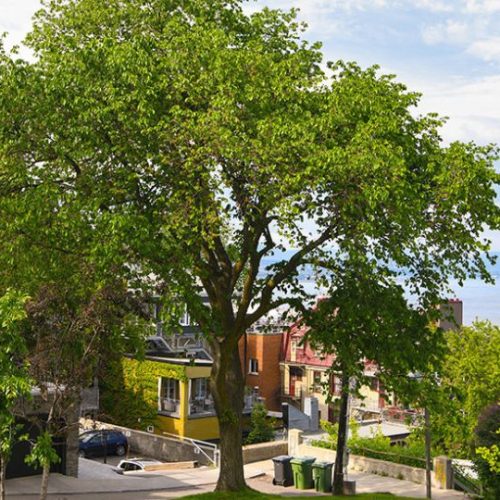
(413, 75, 500, 144)
(421, 20, 469, 45)
(413, 0, 500, 13)
(468, 36, 500, 62)
(464, 0, 500, 13)
(0, 0, 41, 48)
(413, 0, 454, 12)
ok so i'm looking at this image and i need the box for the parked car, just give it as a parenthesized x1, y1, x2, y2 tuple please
(114, 458, 163, 474)
(78, 430, 128, 458)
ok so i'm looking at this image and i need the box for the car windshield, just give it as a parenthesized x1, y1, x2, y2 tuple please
(80, 432, 100, 443)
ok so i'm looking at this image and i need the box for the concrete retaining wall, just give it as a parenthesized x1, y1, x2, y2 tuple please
(80, 419, 215, 466)
(242, 440, 287, 464)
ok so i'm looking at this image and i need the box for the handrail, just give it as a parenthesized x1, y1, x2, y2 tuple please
(162, 431, 220, 467)
(451, 463, 482, 497)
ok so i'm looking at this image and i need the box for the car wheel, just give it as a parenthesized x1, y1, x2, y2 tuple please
(78, 450, 86, 458)
(116, 445, 126, 456)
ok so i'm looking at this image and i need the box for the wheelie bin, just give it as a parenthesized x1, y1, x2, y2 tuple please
(290, 456, 316, 489)
(312, 461, 334, 492)
(271, 455, 293, 486)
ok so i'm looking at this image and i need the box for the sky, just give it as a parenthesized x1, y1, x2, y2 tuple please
(1, 0, 500, 247)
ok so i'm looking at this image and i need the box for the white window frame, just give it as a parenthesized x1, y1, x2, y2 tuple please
(248, 358, 259, 374)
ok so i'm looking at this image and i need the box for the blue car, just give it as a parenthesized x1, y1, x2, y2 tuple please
(78, 430, 128, 458)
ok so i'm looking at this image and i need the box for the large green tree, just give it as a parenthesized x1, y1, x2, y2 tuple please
(0, 0, 499, 491)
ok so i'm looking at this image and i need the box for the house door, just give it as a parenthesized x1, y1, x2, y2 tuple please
(289, 367, 303, 397)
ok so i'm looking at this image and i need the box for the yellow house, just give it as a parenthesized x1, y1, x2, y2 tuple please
(118, 355, 220, 441)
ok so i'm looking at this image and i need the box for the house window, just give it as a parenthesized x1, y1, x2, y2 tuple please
(370, 377, 378, 391)
(189, 378, 215, 416)
(313, 371, 322, 391)
(248, 358, 259, 374)
(192, 378, 208, 399)
(159, 377, 180, 415)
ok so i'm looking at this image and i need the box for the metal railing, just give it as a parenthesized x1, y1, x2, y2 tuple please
(162, 431, 220, 467)
(451, 463, 482, 497)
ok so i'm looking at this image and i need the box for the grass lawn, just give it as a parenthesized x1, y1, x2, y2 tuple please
(180, 490, 420, 499)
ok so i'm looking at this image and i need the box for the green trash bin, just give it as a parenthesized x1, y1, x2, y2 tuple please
(290, 456, 316, 489)
(312, 461, 334, 492)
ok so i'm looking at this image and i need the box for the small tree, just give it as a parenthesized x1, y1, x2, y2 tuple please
(0, 290, 31, 500)
(21, 278, 146, 500)
(304, 261, 443, 494)
(25, 431, 60, 500)
(245, 403, 275, 445)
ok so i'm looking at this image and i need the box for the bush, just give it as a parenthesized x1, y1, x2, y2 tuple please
(312, 423, 427, 469)
(474, 404, 500, 499)
(245, 403, 275, 445)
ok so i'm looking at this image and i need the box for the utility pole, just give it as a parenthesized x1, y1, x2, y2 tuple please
(424, 406, 432, 499)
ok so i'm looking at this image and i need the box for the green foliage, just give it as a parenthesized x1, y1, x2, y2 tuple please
(100, 357, 186, 430)
(319, 419, 339, 449)
(473, 404, 500, 499)
(0, 290, 32, 468)
(25, 431, 60, 469)
(349, 428, 427, 470)
(245, 403, 275, 445)
(313, 425, 427, 469)
(430, 322, 500, 458)
(476, 438, 500, 474)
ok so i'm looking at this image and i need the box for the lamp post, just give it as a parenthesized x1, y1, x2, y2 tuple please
(424, 406, 432, 499)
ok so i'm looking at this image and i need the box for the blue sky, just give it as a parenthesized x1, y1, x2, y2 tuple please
(2, 0, 500, 248)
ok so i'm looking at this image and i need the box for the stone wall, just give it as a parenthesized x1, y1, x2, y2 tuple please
(80, 419, 216, 466)
(242, 440, 287, 464)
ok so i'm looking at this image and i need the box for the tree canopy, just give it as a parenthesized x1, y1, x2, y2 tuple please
(431, 321, 500, 458)
(1, 0, 499, 490)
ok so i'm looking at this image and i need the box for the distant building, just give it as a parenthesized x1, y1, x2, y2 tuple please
(438, 298, 463, 331)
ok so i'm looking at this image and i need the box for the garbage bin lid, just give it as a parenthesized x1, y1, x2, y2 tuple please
(272, 455, 293, 462)
(312, 461, 334, 468)
(291, 456, 316, 464)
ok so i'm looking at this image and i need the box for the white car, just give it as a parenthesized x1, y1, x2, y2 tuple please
(115, 458, 164, 474)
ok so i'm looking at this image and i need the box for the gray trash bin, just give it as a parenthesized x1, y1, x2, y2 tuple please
(272, 455, 293, 486)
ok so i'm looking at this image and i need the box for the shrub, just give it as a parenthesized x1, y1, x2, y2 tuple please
(474, 404, 500, 499)
(245, 403, 275, 445)
(313, 423, 427, 469)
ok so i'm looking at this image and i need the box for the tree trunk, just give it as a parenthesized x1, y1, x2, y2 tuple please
(0, 456, 6, 500)
(333, 372, 350, 495)
(210, 340, 247, 491)
(40, 462, 50, 500)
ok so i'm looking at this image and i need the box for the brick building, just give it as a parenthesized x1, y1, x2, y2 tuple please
(238, 330, 283, 411)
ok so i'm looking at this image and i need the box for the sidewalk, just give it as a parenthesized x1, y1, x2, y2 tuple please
(6, 459, 468, 500)
(5, 459, 266, 498)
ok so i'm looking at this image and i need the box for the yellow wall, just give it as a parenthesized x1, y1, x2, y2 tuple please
(185, 416, 220, 441)
(154, 365, 220, 441)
